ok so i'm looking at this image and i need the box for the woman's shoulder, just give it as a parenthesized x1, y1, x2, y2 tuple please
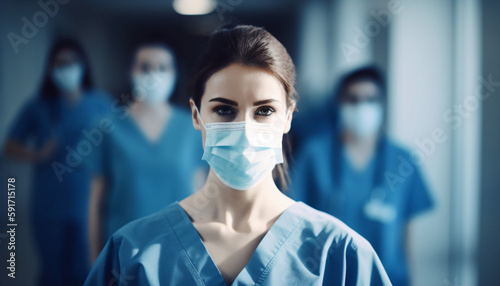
(110, 202, 179, 245)
(278, 202, 391, 284)
(21, 96, 53, 111)
(82, 88, 113, 106)
(292, 202, 391, 284)
(382, 136, 413, 158)
(293, 202, 374, 252)
(294, 202, 355, 230)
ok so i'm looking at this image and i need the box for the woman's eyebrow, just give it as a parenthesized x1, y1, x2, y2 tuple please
(254, 99, 279, 106)
(208, 97, 238, 106)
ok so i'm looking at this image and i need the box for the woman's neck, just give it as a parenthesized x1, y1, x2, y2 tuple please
(182, 169, 293, 231)
(61, 88, 82, 104)
(129, 101, 172, 142)
(343, 130, 378, 147)
(132, 101, 170, 114)
(342, 131, 379, 170)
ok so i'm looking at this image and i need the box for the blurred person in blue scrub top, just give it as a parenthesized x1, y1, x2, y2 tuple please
(86, 40, 208, 263)
(3, 38, 111, 286)
(85, 25, 391, 286)
(290, 67, 434, 286)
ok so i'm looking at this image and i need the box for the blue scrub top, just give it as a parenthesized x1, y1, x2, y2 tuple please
(7, 90, 111, 220)
(290, 133, 434, 286)
(84, 106, 207, 242)
(85, 201, 391, 285)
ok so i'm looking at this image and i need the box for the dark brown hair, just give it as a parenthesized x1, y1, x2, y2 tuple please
(192, 24, 298, 191)
(40, 37, 93, 100)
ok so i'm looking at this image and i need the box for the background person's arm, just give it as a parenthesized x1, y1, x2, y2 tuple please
(4, 138, 57, 163)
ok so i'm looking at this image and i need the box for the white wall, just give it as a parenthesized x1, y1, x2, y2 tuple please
(388, 0, 453, 285)
(296, 0, 383, 107)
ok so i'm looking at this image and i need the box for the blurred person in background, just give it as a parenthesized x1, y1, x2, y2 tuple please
(86, 40, 207, 262)
(290, 67, 434, 286)
(3, 38, 111, 286)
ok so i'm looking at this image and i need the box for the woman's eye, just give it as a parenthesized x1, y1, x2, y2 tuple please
(141, 64, 151, 73)
(214, 106, 235, 116)
(256, 106, 275, 116)
(159, 64, 169, 72)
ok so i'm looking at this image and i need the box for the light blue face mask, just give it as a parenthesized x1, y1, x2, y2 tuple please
(52, 63, 84, 93)
(195, 106, 285, 191)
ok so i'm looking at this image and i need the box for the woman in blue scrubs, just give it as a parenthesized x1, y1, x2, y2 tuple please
(85, 25, 391, 285)
(87, 41, 207, 262)
(3, 38, 110, 286)
(290, 67, 434, 286)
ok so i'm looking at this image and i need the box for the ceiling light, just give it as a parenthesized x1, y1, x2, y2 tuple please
(173, 0, 217, 15)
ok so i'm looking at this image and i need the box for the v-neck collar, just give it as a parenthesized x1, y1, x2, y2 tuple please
(341, 143, 378, 178)
(163, 201, 305, 286)
(125, 108, 175, 146)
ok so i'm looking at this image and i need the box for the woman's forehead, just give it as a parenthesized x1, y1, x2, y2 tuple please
(203, 64, 286, 105)
(54, 49, 80, 62)
(135, 47, 173, 64)
(345, 80, 380, 97)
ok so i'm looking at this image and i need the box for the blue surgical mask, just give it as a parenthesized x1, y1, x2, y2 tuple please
(52, 63, 84, 93)
(132, 71, 176, 104)
(196, 106, 285, 191)
(340, 102, 383, 138)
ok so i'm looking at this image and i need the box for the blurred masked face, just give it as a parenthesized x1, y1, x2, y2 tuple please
(51, 49, 84, 94)
(131, 46, 177, 105)
(340, 80, 384, 138)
